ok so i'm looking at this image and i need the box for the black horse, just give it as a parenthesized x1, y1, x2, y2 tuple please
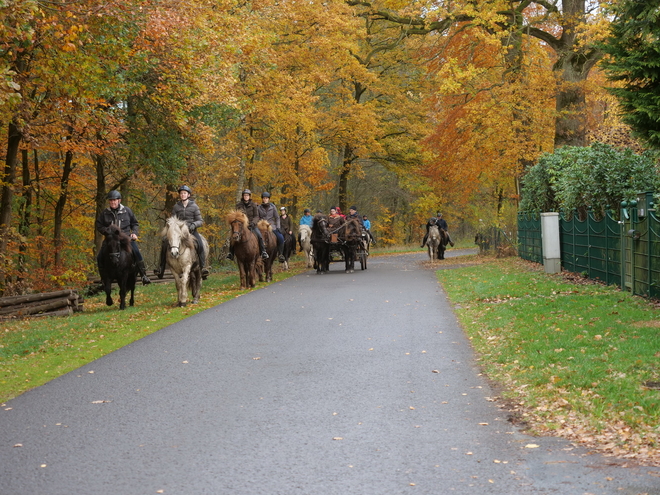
(311, 214, 331, 274)
(281, 231, 297, 270)
(98, 224, 137, 310)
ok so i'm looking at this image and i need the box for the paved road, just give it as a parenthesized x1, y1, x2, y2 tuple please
(1, 251, 659, 494)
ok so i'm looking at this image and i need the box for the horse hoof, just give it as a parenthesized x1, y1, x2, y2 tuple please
(106, 299, 113, 306)
(178, 302, 186, 307)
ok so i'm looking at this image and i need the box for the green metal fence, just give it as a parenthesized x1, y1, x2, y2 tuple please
(517, 212, 542, 264)
(517, 195, 660, 299)
(559, 210, 622, 287)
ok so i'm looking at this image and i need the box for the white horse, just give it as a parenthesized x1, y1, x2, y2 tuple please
(427, 225, 441, 262)
(161, 216, 209, 306)
(299, 224, 314, 268)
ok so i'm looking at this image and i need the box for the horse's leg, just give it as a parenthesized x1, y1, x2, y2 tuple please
(191, 268, 201, 304)
(179, 266, 190, 306)
(118, 278, 127, 310)
(103, 278, 113, 306)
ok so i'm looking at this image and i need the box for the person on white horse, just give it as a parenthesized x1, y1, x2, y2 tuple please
(96, 190, 151, 285)
(155, 185, 209, 279)
(298, 208, 313, 252)
(421, 212, 455, 248)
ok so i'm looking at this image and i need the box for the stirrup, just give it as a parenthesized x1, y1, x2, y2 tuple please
(142, 275, 152, 285)
(261, 251, 269, 259)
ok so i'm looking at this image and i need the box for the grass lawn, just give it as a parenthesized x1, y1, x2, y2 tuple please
(437, 255, 660, 465)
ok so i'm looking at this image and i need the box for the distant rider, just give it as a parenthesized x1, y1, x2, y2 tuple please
(226, 189, 269, 261)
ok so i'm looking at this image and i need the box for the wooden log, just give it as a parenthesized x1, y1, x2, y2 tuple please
(0, 289, 74, 308)
(0, 297, 73, 317)
(0, 295, 74, 316)
(19, 307, 73, 319)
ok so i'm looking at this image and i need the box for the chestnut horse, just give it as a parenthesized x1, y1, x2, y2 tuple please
(227, 211, 259, 289)
(257, 219, 278, 282)
(340, 218, 362, 273)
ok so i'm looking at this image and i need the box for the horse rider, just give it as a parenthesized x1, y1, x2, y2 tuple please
(258, 191, 286, 263)
(298, 208, 313, 251)
(95, 190, 151, 285)
(154, 185, 209, 280)
(421, 211, 455, 248)
(226, 189, 269, 261)
(362, 214, 376, 245)
(279, 206, 293, 242)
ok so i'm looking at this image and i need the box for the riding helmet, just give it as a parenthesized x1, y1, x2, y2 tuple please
(261, 191, 271, 198)
(280, 206, 286, 211)
(242, 189, 252, 196)
(107, 190, 122, 200)
(178, 185, 192, 194)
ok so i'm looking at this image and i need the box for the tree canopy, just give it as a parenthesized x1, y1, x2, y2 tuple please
(0, 0, 647, 293)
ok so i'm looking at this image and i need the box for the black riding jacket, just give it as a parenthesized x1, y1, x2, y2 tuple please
(172, 199, 203, 231)
(236, 199, 260, 228)
(96, 204, 139, 237)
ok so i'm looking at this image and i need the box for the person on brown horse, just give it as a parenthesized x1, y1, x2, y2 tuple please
(96, 190, 151, 285)
(421, 212, 455, 248)
(226, 189, 269, 261)
(154, 185, 209, 280)
(258, 192, 286, 263)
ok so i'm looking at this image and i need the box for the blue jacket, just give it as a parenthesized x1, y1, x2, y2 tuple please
(299, 214, 313, 227)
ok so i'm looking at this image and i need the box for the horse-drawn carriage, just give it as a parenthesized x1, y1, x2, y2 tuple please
(310, 214, 369, 273)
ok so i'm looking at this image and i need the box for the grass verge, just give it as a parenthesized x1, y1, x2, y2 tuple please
(0, 261, 308, 403)
(437, 256, 660, 465)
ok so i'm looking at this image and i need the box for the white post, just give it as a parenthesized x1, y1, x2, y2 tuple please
(541, 212, 561, 274)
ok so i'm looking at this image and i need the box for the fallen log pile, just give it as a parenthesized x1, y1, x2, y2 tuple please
(89, 269, 176, 286)
(0, 289, 84, 319)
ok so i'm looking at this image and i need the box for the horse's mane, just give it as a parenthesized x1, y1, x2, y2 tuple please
(226, 210, 249, 229)
(106, 224, 132, 253)
(257, 219, 272, 232)
(162, 216, 196, 250)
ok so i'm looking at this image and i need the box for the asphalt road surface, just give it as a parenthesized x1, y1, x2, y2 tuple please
(1, 251, 659, 494)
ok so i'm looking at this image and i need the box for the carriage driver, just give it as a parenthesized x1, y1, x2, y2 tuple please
(96, 190, 151, 285)
(226, 189, 269, 261)
(154, 185, 209, 280)
(421, 212, 455, 248)
(259, 192, 286, 263)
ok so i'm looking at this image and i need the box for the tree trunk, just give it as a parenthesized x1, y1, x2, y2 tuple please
(0, 121, 22, 288)
(94, 153, 107, 255)
(338, 143, 355, 212)
(18, 149, 32, 273)
(53, 150, 74, 268)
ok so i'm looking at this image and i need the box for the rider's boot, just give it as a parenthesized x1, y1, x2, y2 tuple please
(278, 244, 285, 263)
(198, 248, 209, 280)
(259, 239, 269, 259)
(137, 260, 152, 285)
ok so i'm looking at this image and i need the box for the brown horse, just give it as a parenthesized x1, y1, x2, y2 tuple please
(257, 219, 278, 282)
(227, 211, 259, 289)
(341, 218, 362, 273)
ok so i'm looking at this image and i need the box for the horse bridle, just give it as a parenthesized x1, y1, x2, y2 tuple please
(230, 219, 244, 241)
